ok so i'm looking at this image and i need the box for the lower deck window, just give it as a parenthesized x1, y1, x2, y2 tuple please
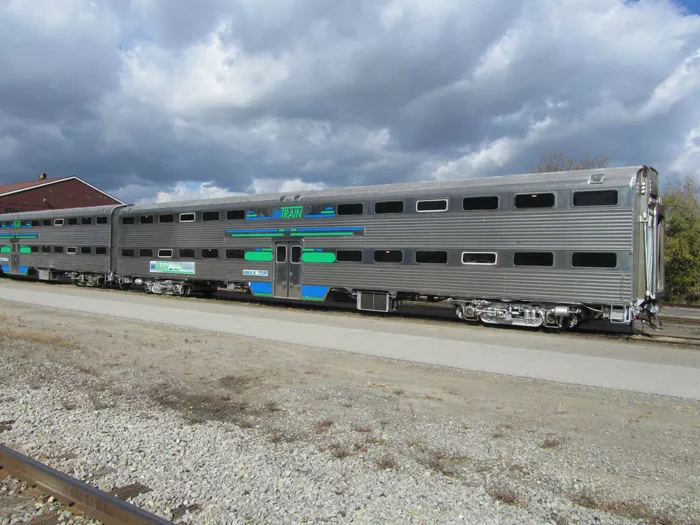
(96, 247, 108, 255)
(139, 249, 153, 257)
(158, 249, 173, 258)
(29, 245, 39, 253)
(54, 246, 64, 253)
(41, 246, 50, 253)
(122, 248, 134, 257)
(336, 250, 362, 262)
(374, 250, 402, 263)
(572, 252, 617, 268)
(202, 249, 219, 259)
(180, 249, 195, 258)
(66, 247, 77, 255)
(80, 247, 91, 254)
(226, 249, 244, 259)
(514, 252, 553, 266)
(462, 252, 497, 265)
(415, 250, 447, 264)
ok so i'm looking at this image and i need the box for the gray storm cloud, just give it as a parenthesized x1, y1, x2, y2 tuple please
(0, 0, 698, 203)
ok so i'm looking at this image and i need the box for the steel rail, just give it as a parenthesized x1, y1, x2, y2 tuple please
(0, 444, 175, 525)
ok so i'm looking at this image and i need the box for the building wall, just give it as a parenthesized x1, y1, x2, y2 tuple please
(0, 179, 121, 213)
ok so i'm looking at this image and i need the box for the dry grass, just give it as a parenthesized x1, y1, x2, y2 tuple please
(269, 428, 295, 443)
(393, 389, 405, 396)
(491, 431, 505, 439)
(0, 328, 78, 349)
(572, 490, 674, 525)
(150, 383, 252, 425)
(489, 488, 520, 505)
(328, 444, 351, 459)
(60, 399, 77, 411)
(264, 401, 281, 412)
(352, 424, 372, 433)
(88, 392, 114, 411)
(216, 374, 255, 393)
(375, 454, 398, 470)
(314, 419, 334, 433)
(540, 436, 561, 449)
(423, 393, 443, 401)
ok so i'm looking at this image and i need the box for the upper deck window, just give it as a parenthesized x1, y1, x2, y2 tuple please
(179, 213, 195, 222)
(416, 199, 448, 212)
(159, 214, 174, 223)
(515, 193, 555, 209)
(227, 210, 245, 220)
(202, 211, 220, 221)
(573, 190, 618, 207)
(140, 215, 154, 224)
(337, 203, 363, 215)
(463, 196, 499, 211)
(375, 201, 404, 214)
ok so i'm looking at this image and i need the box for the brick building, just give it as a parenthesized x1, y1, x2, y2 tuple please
(0, 175, 124, 213)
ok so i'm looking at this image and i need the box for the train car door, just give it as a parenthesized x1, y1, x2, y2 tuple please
(9, 239, 19, 275)
(273, 241, 302, 299)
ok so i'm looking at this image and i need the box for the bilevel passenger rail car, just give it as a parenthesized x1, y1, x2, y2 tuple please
(0, 165, 665, 330)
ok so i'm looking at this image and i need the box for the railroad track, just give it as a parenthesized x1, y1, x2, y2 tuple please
(0, 444, 177, 525)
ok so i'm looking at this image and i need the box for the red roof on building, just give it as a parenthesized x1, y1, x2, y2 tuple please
(0, 177, 71, 196)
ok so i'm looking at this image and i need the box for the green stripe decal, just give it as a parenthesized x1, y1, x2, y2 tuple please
(245, 251, 274, 262)
(230, 233, 284, 237)
(19, 246, 31, 254)
(301, 252, 336, 263)
(0, 246, 9, 253)
(290, 232, 354, 237)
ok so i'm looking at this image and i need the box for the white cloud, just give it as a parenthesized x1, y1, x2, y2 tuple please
(249, 178, 326, 195)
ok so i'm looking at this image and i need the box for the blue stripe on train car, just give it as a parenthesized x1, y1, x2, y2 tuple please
(1, 265, 8, 273)
(18, 266, 28, 275)
(301, 285, 329, 301)
(249, 282, 273, 297)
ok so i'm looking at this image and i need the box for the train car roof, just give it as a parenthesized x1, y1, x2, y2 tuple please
(121, 165, 653, 213)
(0, 204, 124, 221)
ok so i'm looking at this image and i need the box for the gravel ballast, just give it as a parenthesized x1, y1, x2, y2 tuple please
(0, 301, 699, 524)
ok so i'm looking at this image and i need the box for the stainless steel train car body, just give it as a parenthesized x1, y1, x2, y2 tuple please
(0, 205, 122, 284)
(0, 166, 664, 328)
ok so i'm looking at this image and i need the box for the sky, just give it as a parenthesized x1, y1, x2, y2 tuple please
(0, 0, 698, 204)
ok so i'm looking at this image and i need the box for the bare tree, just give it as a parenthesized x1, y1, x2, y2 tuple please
(536, 153, 609, 173)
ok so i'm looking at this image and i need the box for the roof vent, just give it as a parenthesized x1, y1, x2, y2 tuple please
(293, 194, 301, 201)
(588, 173, 604, 184)
(278, 196, 286, 203)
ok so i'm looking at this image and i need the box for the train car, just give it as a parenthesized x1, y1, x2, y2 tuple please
(0, 165, 665, 329)
(0, 205, 122, 285)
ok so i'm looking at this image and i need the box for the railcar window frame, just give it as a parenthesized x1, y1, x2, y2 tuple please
(514, 193, 556, 209)
(415, 199, 449, 213)
(140, 215, 154, 224)
(415, 250, 448, 264)
(572, 252, 618, 268)
(462, 196, 500, 211)
(41, 245, 51, 253)
(96, 217, 108, 224)
(67, 218, 78, 225)
(29, 245, 39, 253)
(179, 248, 195, 258)
(139, 248, 153, 258)
(201, 248, 219, 259)
(121, 217, 135, 225)
(81, 217, 92, 225)
(462, 252, 498, 265)
(95, 247, 108, 255)
(374, 201, 404, 214)
(80, 246, 91, 255)
(179, 213, 196, 223)
(31, 220, 40, 227)
(202, 211, 220, 222)
(226, 249, 245, 259)
(159, 214, 174, 223)
(226, 210, 245, 220)
(337, 203, 364, 216)
(336, 250, 363, 262)
(54, 219, 64, 226)
(374, 250, 403, 263)
(158, 249, 173, 259)
(42, 219, 51, 226)
(513, 252, 554, 267)
(66, 246, 77, 255)
(573, 190, 618, 207)
(54, 246, 64, 253)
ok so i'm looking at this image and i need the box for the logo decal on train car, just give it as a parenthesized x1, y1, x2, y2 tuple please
(0, 220, 31, 229)
(243, 269, 269, 277)
(149, 261, 195, 275)
(245, 206, 336, 220)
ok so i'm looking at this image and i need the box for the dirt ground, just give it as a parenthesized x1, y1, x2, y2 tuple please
(1, 299, 700, 524)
